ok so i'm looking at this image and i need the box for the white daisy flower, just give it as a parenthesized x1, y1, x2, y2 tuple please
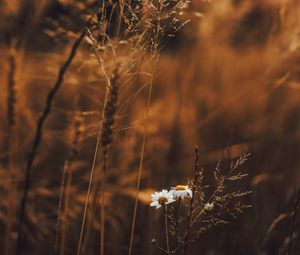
(150, 189, 175, 209)
(170, 185, 193, 199)
(204, 202, 214, 211)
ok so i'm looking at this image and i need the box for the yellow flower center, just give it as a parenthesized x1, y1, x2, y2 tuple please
(158, 197, 168, 205)
(175, 185, 187, 190)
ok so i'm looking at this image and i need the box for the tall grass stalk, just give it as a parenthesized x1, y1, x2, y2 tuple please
(128, 0, 190, 252)
(100, 67, 119, 255)
(55, 161, 68, 254)
(55, 113, 83, 255)
(77, 69, 119, 254)
(15, 7, 100, 254)
(5, 46, 17, 255)
(76, 89, 109, 255)
(183, 147, 199, 255)
(128, 73, 154, 255)
(61, 115, 83, 255)
(77, 16, 119, 251)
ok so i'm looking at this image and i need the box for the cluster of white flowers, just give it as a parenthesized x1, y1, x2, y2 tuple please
(150, 185, 193, 209)
(150, 185, 215, 211)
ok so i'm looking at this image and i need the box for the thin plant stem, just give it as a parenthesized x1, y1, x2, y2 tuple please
(77, 7, 115, 252)
(175, 198, 181, 244)
(100, 158, 107, 255)
(54, 162, 68, 254)
(128, 3, 162, 251)
(15, 21, 90, 255)
(60, 161, 72, 255)
(76, 88, 109, 255)
(152, 241, 171, 255)
(14, 5, 101, 254)
(76, 134, 101, 255)
(101, 191, 105, 255)
(287, 188, 300, 255)
(128, 74, 154, 255)
(164, 205, 170, 254)
(81, 164, 109, 253)
(60, 113, 82, 255)
(79, 30, 118, 254)
(183, 147, 199, 255)
(191, 154, 250, 227)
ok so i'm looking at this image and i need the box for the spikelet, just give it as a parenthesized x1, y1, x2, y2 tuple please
(7, 49, 17, 130)
(69, 113, 84, 161)
(100, 66, 119, 159)
(56, 112, 84, 255)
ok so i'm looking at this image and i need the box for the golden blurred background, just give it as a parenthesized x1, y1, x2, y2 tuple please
(0, 0, 300, 254)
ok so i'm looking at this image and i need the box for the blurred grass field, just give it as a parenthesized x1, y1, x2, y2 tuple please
(0, 0, 300, 254)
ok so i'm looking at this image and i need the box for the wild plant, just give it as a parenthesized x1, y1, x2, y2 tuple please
(74, 1, 192, 254)
(150, 148, 251, 254)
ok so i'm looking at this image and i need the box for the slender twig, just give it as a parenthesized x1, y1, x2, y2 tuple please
(128, 2, 162, 252)
(101, 192, 105, 255)
(76, 89, 109, 255)
(182, 147, 199, 255)
(191, 153, 250, 226)
(59, 161, 73, 255)
(15, 6, 100, 254)
(128, 74, 154, 255)
(152, 240, 171, 255)
(54, 163, 67, 254)
(55, 121, 81, 255)
(175, 198, 181, 245)
(78, 25, 118, 254)
(164, 205, 170, 254)
(80, 161, 110, 254)
(100, 157, 107, 255)
(287, 188, 300, 255)
(60, 115, 82, 255)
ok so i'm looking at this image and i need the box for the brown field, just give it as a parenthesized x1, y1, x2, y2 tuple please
(0, 0, 300, 254)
